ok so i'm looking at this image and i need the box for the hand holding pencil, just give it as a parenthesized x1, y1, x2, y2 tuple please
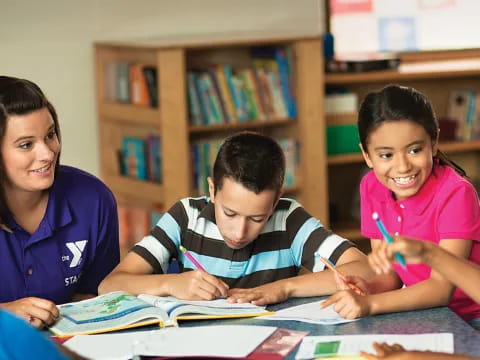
(315, 253, 367, 296)
(172, 245, 229, 300)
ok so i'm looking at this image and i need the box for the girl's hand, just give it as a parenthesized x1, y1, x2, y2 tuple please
(369, 236, 430, 275)
(320, 289, 372, 319)
(334, 273, 371, 295)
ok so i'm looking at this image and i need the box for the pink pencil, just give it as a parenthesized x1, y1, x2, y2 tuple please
(179, 245, 206, 271)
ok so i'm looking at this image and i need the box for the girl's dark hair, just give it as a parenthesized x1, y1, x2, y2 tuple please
(357, 84, 466, 177)
(0, 76, 61, 226)
(213, 131, 285, 197)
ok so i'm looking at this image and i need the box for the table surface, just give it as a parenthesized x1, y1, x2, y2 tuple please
(180, 296, 480, 358)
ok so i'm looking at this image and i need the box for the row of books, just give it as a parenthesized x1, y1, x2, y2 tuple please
(447, 89, 480, 141)
(187, 46, 297, 126)
(104, 62, 158, 107)
(119, 135, 162, 183)
(191, 137, 299, 195)
(118, 205, 163, 254)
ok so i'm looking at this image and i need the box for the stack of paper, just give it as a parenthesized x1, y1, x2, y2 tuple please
(64, 325, 277, 360)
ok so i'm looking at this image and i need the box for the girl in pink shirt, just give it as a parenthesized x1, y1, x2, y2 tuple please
(322, 84, 480, 328)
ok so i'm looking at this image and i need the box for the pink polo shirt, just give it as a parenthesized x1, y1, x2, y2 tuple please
(360, 164, 480, 321)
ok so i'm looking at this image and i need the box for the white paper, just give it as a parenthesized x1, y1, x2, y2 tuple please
(138, 294, 266, 309)
(259, 300, 356, 325)
(295, 333, 454, 359)
(64, 325, 277, 360)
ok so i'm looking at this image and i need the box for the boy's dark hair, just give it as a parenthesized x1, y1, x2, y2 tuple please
(0, 76, 61, 226)
(358, 84, 466, 177)
(213, 131, 285, 196)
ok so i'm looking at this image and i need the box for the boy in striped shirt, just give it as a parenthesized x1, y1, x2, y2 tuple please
(99, 132, 372, 305)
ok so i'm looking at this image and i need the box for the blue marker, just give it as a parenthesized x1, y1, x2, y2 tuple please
(372, 212, 407, 269)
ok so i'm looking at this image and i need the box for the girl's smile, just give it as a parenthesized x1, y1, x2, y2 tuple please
(362, 120, 438, 201)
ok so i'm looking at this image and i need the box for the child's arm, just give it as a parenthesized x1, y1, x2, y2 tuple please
(227, 246, 374, 305)
(371, 236, 480, 304)
(360, 342, 478, 360)
(322, 238, 472, 319)
(98, 251, 229, 300)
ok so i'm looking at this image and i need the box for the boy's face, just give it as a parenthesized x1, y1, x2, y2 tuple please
(208, 177, 278, 250)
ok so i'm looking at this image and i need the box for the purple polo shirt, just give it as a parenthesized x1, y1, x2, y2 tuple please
(361, 164, 480, 320)
(0, 165, 120, 304)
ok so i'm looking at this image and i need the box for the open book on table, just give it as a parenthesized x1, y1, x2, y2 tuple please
(49, 291, 272, 337)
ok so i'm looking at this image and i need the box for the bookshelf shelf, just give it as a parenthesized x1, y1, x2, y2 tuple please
(327, 140, 480, 166)
(99, 103, 160, 127)
(189, 118, 293, 134)
(103, 175, 163, 203)
(326, 113, 356, 126)
(325, 68, 480, 84)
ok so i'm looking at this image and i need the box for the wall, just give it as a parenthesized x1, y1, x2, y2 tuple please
(0, 0, 324, 175)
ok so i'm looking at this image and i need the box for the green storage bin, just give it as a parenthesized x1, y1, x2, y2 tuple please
(326, 124, 361, 155)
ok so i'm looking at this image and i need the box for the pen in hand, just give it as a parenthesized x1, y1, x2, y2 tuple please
(372, 212, 407, 269)
(179, 245, 206, 271)
(314, 252, 366, 296)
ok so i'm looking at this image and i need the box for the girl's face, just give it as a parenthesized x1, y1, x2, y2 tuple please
(361, 120, 438, 200)
(1, 107, 60, 194)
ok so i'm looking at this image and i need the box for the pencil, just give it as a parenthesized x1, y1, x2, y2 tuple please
(179, 245, 206, 271)
(314, 252, 366, 296)
(372, 212, 407, 269)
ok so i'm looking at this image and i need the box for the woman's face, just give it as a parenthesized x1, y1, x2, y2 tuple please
(1, 107, 60, 194)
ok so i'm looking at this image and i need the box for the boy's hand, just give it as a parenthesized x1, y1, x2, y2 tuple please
(369, 236, 429, 275)
(321, 290, 371, 319)
(169, 270, 229, 300)
(0, 297, 59, 328)
(227, 281, 290, 306)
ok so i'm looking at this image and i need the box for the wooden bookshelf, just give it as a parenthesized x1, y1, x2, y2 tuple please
(189, 117, 292, 134)
(327, 140, 480, 166)
(324, 48, 480, 240)
(95, 35, 327, 222)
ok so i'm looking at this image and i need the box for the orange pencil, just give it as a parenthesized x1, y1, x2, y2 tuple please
(315, 252, 366, 296)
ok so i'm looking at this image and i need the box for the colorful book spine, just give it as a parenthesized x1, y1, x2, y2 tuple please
(224, 65, 247, 122)
(187, 72, 203, 125)
(116, 62, 130, 103)
(213, 65, 237, 123)
(129, 64, 150, 107)
(122, 137, 148, 181)
(201, 73, 223, 124)
(146, 135, 162, 183)
(142, 66, 158, 107)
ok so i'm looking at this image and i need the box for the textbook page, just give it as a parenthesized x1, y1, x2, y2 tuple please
(259, 300, 356, 325)
(138, 294, 272, 320)
(64, 325, 277, 360)
(50, 292, 170, 336)
(295, 333, 454, 359)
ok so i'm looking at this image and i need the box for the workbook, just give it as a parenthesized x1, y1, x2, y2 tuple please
(49, 291, 272, 337)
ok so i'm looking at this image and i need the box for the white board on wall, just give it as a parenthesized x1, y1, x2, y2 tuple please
(330, 0, 480, 56)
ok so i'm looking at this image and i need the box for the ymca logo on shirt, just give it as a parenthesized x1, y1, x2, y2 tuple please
(65, 240, 88, 268)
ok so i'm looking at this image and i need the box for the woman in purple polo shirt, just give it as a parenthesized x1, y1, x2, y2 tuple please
(0, 76, 120, 328)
